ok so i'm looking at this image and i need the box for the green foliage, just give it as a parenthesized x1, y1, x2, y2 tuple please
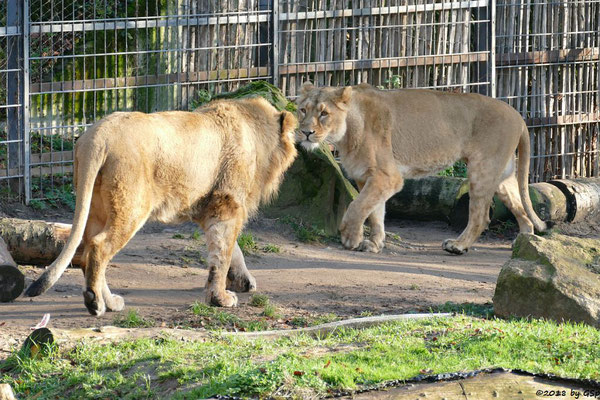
(237, 232, 259, 255)
(113, 309, 155, 328)
(280, 216, 331, 243)
(386, 74, 404, 89)
(261, 243, 281, 253)
(172, 233, 185, 239)
(261, 303, 279, 319)
(431, 301, 495, 319)
(4, 316, 598, 399)
(188, 89, 213, 110)
(249, 293, 270, 308)
(189, 302, 268, 332)
(190, 230, 202, 241)
(438, 160, 468, 178)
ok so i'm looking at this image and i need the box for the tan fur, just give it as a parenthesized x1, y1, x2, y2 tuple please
(297, 83, 546, 255)
(25, 97, 298, 315)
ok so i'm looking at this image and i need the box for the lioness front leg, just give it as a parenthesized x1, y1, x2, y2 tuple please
(203, 214, 244, 308)
(226, 242, 257, 293)
(340, 174, 402, 251)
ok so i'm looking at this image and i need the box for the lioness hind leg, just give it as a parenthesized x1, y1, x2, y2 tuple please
(226, 242, 257, 292)
(201, 200, 244, 308)
(495, 175, 535, 234)
(84, 213, 148, 316)
(443, 162, 503, 255)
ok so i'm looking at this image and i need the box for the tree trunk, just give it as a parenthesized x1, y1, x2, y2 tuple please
(0, 237, 24, 302)
(0, 218, 84, 266)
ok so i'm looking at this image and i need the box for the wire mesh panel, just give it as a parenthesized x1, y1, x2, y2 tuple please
(0, 0, 25, 200)
(277, 0, 494, 98)
(496, 0, 600, 182)
(27, 0, 272, 201)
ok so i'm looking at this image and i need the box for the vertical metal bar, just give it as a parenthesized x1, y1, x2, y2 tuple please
(489, 0, 496, 98)
(272, 0, 279, 88)
(6, 0, 20, 186)
(23, 0, 31, 204)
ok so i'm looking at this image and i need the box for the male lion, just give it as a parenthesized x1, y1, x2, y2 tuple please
(296, 83, 546, 255)
(25, 97, 298, 315)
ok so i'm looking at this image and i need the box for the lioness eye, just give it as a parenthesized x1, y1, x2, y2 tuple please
(320, 110, 328, 117)
(300, 108, 306, 114)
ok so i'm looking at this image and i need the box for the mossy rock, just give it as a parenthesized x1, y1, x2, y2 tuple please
(192, 81, 357, 236)
(493, 233, 600, 326)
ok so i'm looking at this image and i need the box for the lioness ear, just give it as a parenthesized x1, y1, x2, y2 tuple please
(279, 110, 298, 137)
(300, 81, 315, 95)
(335, 86, 353, 109)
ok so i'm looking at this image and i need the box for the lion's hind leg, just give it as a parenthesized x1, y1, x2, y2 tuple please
(495, 174, 535, 234)
(226, 242, 257, 293)
(199, 193, 245, 307)
(442, 157, 507, 255)
(83, 197, 151, 316)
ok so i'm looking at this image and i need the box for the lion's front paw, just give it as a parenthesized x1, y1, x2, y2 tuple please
(442, 239, 468, 255)
(358, 239, 382, 253)
(207, 289, 238, 307)
(340, 223, 364, 250)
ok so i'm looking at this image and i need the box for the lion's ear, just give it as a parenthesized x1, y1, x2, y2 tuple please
(300, 81, 315, 95)
(335, 86, 353, 109)
(279, 110, 298, 137)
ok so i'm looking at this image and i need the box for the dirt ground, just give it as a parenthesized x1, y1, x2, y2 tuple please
(0, 200, 517, 357)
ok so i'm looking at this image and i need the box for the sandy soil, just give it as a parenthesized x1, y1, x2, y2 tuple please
(0, 205, 513, 356)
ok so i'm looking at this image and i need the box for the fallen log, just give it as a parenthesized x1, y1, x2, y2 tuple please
(549, 178, 600, 222)
(0, 237, 24, 302)
(0, 218, 84, 266)
(22, 313, 452, 352)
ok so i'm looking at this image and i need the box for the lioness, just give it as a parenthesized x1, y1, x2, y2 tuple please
(296, 83, 546, 255)
(25, 97, 298, 315)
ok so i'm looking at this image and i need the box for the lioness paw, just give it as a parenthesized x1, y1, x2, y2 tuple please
(83, 289, 106, 317)
(207, 290, 238, 308)
(442, 239, 468, 255)
(358, 239, 382, 253)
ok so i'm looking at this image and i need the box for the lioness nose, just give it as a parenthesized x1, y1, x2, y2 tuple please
(302, 130, 315, 139)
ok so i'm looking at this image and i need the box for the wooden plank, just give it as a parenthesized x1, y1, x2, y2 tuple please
(30, 67, 270, 94)
(496, 48, 600, 67)
(279, 53, 488, 75)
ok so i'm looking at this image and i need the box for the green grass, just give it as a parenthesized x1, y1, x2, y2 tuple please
(249, 293, 270, 308)
(438, 160, 468, 178)
(188, 302, 268, 332)
(280, 216, 332, 243)
(2, 316, 599, 399)
(113, 309, 155, 328)
(237, 232, 259, 255)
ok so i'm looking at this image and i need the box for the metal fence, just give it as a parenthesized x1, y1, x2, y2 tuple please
(0, 0, 599, 204)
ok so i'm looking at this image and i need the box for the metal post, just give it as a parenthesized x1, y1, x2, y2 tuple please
(23, 0, 31, 204)
(271, 0, 280, 89)
(6, 0, 21, 191)
(489, 0, 496, 98)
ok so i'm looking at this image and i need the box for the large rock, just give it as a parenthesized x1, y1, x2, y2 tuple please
(493, 233, 600, 326)
(262, 144, 358, 236)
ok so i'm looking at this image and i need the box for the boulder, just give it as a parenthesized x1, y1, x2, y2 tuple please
(493, 233, 600, 326)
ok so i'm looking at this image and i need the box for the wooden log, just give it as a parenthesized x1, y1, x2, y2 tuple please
(549, 178, 600, 222)
(0, 218, 84, 266)
(387, 177, 469, 223)
(0, 237, 24, 302)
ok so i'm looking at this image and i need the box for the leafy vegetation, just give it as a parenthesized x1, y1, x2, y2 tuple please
(438, 160, 468, 178)
(280, 216, 333, 243)
(113, 309, 156, 328)
(2, 316, 599, 399)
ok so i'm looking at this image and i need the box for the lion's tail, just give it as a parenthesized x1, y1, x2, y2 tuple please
(517, 125, 547, 233)
(25, 133, 106, 297)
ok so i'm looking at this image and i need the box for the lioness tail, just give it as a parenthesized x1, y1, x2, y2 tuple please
(25, 135, 106, 297)
(517, 126, 547, 233)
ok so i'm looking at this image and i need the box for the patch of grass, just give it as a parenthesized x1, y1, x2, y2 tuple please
(261, 303, 279, 319)
(3, 316, 599, 399)
(261, 243, 281, 253)
(409, 284, 421, 290)
(249, 293, 270, 308)
(431, 301, 495, 319)
(172, 233, 185, 239)
(280, 216, 332, 243)
(190, 230, 202, 241)
(237, 232, 259, 255)
(113, 309, 155, 328)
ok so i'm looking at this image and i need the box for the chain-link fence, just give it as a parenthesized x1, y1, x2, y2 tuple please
(0, 0, 599, 204)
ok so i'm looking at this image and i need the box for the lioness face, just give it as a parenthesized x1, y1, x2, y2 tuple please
(296, 83, 352, 151)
